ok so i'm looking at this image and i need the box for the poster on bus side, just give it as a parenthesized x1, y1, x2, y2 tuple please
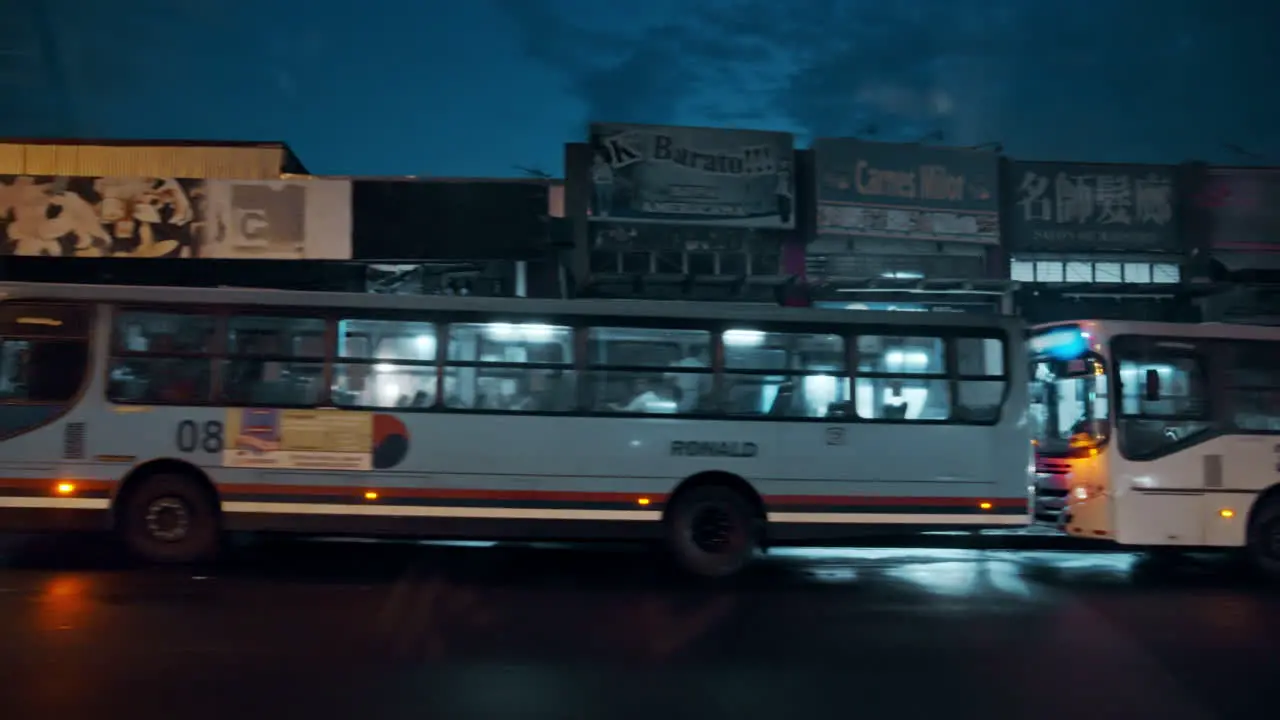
(222, 408, 375, 470)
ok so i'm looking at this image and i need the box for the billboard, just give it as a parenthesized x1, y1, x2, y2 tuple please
(351, 180, 550, 261)
(1005, 161, 1177, 253)
(814, 138, 999, 245)
(588, 122, 795, 228)
(1192, 167, 1280, 254)
(0, 175, 350, 259)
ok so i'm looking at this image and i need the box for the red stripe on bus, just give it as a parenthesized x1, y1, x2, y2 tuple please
(0, 478, 1027, 511)
(222, 484, 670, 504)
(765, 495, 1026, 508)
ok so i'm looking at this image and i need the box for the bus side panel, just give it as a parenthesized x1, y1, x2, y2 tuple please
(0, 304, 113, 531)
(1109, 434, 1268, 547)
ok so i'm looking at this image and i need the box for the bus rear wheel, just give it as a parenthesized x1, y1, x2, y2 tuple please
(119, 473, 220, 564)
(1247, 497, 1280, 582)
(665, 485, 760, 579)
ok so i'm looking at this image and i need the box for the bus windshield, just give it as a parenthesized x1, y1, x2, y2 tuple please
(1030, 354, 1110, 455)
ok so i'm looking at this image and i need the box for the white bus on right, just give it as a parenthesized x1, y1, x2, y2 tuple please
(1029, 319, 1280, 579)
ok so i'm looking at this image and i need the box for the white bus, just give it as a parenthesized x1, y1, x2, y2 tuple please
(0, 282, 1030, 577)
(1030, 320, 1280, 578)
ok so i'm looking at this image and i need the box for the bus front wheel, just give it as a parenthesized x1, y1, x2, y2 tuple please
(1247, 496, 1280, 582)
(665, 485, 761, 579)
(119, 473, 221, 564)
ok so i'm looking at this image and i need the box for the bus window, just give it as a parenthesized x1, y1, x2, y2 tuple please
(444, 322, 574, 412)
(222, 315, 326, 406)
(0, 337, 88, 403)
(108, 310, 214, 405)
(855, 335, 948, 421)
(1225, 341, 1280, 431)
(0, 304, 91, 405)
(722, 330, 847, 418)
(588, 327, 711, 414)
(1115, 340, 1210, 458)
(954, 336, 1007, 423)
(333, 319, 437, 408)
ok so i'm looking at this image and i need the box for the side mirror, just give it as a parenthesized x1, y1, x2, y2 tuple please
(1144, 368, 1161, 402)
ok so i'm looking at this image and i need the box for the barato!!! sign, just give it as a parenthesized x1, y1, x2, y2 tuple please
(588, 122, 795, 229)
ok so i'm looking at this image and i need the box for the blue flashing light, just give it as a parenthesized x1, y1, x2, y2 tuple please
(1030, 327, 1089, 360)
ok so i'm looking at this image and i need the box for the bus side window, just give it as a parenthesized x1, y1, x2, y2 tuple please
(954, 336, 1007, 423)
(444, 322, 575, 412)
(223, 315, 326, 407)
(855, 335, 948, 421)
(587, 327, 711, 415)
(1225, 341, 1280, 432)
(722, 330, 846, 418)
(332, 318, 438, 409)
(108, 310, 215, 404)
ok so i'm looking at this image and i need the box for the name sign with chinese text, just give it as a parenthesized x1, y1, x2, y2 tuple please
(1004, 161, 1178, 253)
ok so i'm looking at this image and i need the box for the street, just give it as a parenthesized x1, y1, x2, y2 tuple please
(0, 533, 1276, 720)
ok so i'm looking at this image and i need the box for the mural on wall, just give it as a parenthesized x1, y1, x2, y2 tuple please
(0, 175, 351, 259)
(588, 123, 795, 228)
(0, 175, 205, 257)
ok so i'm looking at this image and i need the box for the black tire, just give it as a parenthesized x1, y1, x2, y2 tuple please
(665, 485, 761, 579)
(119, 473, 221, 564)
(1246, 496, 1280, 582)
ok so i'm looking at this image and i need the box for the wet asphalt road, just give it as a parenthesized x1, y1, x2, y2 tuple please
(0, 533, 1277, 720)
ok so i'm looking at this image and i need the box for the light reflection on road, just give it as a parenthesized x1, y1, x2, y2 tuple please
(772, 546, 1142, 596)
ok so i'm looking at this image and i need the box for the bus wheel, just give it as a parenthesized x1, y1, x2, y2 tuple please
(665, 485, 760, 579)
(119, 473, 220, 564)
(1247, 497, 1280, 582)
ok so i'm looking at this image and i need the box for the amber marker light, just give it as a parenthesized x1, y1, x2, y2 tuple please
(56, 483, 76, 495)
(979, 501, 993, 510)
(364, 491, 379, 501)
(1219, 508, 1235, 519)
(637, 497, 651, 506)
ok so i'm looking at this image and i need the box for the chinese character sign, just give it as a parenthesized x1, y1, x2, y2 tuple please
(813, 138, 1000, 245)
(588, 123, 795, 229)
(1005, 162, 1178, 253)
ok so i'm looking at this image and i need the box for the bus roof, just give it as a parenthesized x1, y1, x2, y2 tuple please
(0, 282, 1021, 330)
(1032, 319, 1280, 342)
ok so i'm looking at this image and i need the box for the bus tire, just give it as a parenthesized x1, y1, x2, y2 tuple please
(119, 473, 220, 564)
(665, 485, 760, 579)
(1247, 496, 1280, 582)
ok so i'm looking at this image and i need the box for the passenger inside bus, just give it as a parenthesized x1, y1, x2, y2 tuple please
(665, 347, 711, 413)
(611, 378, 679, 414)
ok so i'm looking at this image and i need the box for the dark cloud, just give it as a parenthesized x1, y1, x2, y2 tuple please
(500, 0, 1280, 163)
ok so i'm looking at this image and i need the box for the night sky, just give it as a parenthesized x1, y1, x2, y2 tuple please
(3, 0, 1277, 176)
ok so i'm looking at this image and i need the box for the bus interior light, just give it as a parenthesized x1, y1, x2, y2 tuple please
(18, 316, 63, 327)
(484, 323, 556, 342)
(723, 329, 766, 347)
